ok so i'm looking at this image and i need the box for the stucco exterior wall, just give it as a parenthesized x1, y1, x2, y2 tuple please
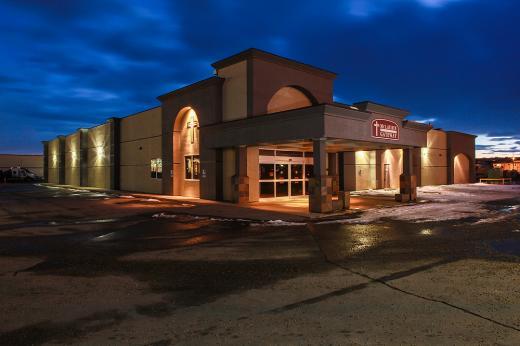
(65, 132, 80, 186)
(382, 149, 403, 189)
(47, 138, 61, 184)
(421, 129, 448, 186)
(218, 60, 247, 122)
(120, 107, 162, 194)
(0, 154, 44, 176)
(355, 151, 376, 190)
(87, 123, 111, 189)
(222, 148, 235, 202)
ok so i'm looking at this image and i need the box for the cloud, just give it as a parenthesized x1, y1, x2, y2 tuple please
(476, 134, 520, 158)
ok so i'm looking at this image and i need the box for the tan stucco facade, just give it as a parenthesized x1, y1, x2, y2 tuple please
(43, 48, 476, 213)
(65, 132, 81, 186)
(218, 60, 248, 122)
(47, 138, 62, 184)
(120, 107, 162, 194)
(421, 129, 448, 186)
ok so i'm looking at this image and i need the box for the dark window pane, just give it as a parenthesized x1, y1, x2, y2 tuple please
(305, 181, 309, 195)
(260, 182, 274, 198)
(291, 164, 303, 179)
(276, 182, 288, 197)
(156, 172, 162, 179)
(304, 152, 314, 157)
(291, 181, 303, 196)
(151, 171, 156, 179)
(259, 149, 275, 156)
(305, 164, 314, 178)
(185, 157, 192, 179)
(276, 164, 288, 180)
(260, 164, 275, 180)
(276, 151, 303, 157)
(193, 156, 200, 180)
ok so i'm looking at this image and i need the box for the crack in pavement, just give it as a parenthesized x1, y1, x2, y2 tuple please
(276, 223, 520, 333)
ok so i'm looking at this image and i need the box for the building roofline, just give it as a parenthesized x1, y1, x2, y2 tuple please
(211, 48, 337, 79)
(446, 130, 478, 138)
(353, 100, 410, 118)
(157, 76, 224, 102)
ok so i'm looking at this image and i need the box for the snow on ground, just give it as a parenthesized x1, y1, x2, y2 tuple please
(324, 184, 520, 224)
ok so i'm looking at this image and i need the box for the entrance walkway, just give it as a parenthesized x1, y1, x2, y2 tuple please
(251, 192, 401, 218)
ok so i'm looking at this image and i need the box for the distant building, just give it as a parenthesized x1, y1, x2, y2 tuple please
(43, 48, 476, 213)
(493, 159, 520, 171)
(0, 154, 43, 176)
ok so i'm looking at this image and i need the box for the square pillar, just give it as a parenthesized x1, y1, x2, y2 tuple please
(78, 129, 89, 187)
(340, 151, 356, 191)
(375, 149, 384, 189)
(309, 139, 333, 213)
(396, 148, 417, 202)
(232, 146, 249, 204)
(42, 141, 49, 183)
(328, 152, 339, 196)
(107, 117, 120, 190)
(58, 135, 66, 185)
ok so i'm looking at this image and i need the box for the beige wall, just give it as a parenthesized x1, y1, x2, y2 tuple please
(266, 86, 312, 113)
(218, 60, 247, 122)
(120, 107, 162, 194)
(421, 129, 448, 186)
(48, 138, 61, 184)
(382, 149, 402, 189)
(355, 151, 376, 190)
(454, 153, 470, 184)
(222, 148, 235, 201)
(87, 123, 111, 189)
(0, 154, 44, 176)
(65, 132, 80, 186)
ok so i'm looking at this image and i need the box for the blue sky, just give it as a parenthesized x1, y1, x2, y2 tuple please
(0, 0, 518, 157)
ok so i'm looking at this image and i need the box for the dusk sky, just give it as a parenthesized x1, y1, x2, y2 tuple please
(0, 0, 518, 157)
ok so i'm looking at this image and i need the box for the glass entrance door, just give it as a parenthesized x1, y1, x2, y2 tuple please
(259, 149, 313, 199)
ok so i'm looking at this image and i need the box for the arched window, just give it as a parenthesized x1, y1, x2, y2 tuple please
(267, 86, 314, 114)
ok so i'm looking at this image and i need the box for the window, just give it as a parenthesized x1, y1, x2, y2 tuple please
(151, 158, 162, 179)
(185, 155, 200, 180)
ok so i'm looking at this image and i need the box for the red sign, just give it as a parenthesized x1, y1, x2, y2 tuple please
(371, 118, 399, 140)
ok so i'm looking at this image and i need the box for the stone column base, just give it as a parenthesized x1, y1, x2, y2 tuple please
(309, 175, 333, 213)
(232, 175, 249, 204)
(395, 174, 417, 202)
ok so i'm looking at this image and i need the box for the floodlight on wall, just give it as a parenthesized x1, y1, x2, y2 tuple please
(96, 146, 104, 159)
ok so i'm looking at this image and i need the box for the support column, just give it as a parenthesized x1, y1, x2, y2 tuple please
(232, 145, 249, 204)
(42, 141, 49, 183)
(107, 117, 120, 190)
(340, 152, 356, 191)
(309, 139, 333, 213)
(328, 152, 339, 196)
(58, 135, 66, 185)
(396, 148, 417, 202)
(375, 149, 384, 189)
(79, 129, 89, 187)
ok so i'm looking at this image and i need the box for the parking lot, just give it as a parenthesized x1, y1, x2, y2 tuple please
(0, 183, 519, 345)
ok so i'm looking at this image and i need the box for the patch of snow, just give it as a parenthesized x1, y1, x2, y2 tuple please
(512, 230, 520, 233)
(322, 184, 520, 224)
(250, 220, 307, 227)
(152, 213, 177, 219)
(119, 195, 135, 199)
(142, 198, 160, 202)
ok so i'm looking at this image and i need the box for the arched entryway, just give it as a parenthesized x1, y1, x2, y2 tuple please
(266, 86, 316, 114)
(173, 107, 200, 197)
(454, 153, 470, 184)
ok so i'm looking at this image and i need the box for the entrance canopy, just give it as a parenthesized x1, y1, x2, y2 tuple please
(202, 103, 432, 151)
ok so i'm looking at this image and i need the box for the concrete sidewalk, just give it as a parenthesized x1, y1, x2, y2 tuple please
(39, 183, 400, 222)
